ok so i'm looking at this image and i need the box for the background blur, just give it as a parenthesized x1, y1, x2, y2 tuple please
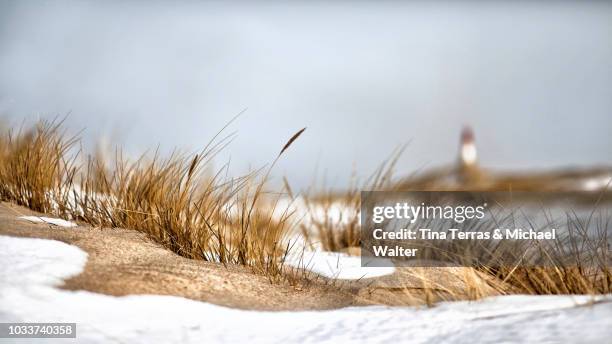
(0, 1, 610, 189)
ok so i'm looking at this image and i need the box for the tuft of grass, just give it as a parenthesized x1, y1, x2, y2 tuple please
(298, 147, 405, 252)
(0, 119, 304, 281)
(0, 119, 79, 214)
(297, 148, 611, 299)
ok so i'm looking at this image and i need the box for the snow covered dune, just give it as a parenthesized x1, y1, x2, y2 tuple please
(1, 235, 611, 343)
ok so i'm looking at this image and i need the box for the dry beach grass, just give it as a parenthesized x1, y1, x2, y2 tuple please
(0, 119, 610, 308)
(0, 118, 299, 281)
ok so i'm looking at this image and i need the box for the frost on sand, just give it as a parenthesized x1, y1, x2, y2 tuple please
(1, 235, 611, 343)
(285, 250, 395, 279)
(18, 216, 77, 228)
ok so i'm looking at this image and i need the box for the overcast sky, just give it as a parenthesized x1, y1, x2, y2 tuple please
(1, 1, 611, 189)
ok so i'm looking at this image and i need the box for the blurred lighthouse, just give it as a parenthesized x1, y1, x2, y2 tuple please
(459, 126, 477, 167)
(458, 126, 484, 186)
(397, 125, 612, 192)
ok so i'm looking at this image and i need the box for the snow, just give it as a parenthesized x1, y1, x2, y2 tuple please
(0, 236, 87, 287)
(285, 250, 395, 279)
(18, 215, 77, 227)
(1, 234, 611, 344)
(277, 199, 394, 279)
(274, 197, 359, 227)
(582, 174, 612, 191)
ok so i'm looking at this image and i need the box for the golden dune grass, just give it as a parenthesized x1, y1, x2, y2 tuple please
(0, 119, 303, 281)
(0, 118, 609, 300)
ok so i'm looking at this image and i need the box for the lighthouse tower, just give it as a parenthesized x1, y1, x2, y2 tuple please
(458, 126, 482, 186)
(459, 126, 477, 168)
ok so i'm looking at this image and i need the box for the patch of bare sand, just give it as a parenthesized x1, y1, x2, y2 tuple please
(0, 202, 359, 310)
(0, 202, 503, 310)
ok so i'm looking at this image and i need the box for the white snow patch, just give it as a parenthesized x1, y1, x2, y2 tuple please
(285, 250, 395, 279)
(273, 197, 359, 227)
(18, 216, 77, 228)
(0, 236, 87, 287)
(582, 174, 612, 191)
(1, 235, 611, 344)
